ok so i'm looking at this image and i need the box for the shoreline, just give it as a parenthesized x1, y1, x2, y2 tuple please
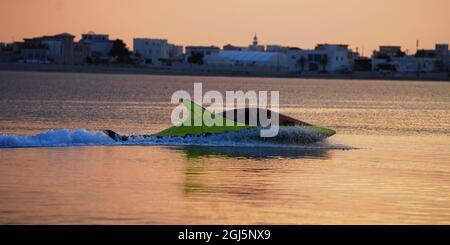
(1, 62, 449, 82)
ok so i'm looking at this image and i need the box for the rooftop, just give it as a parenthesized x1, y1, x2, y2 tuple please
(186, 45, 220, 50)
(134, 38, 168, 42)
(24, 33, 75, 42)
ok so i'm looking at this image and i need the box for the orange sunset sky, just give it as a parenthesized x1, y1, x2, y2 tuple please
(1, 0, 449, 55)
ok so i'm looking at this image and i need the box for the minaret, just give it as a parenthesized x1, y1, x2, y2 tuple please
(253, 33, 258, 46)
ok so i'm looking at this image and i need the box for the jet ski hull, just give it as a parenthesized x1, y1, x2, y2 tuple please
(103, 100, 336, 142)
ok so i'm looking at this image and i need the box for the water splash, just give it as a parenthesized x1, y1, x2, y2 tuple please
(0, 128, 350, 149)
(0, 129, 114, 148)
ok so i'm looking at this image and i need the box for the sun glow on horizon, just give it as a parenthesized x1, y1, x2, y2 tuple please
(1, 0, 449, 53)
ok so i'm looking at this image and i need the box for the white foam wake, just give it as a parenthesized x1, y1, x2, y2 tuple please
(0, 129, 114, 148)
(0, 128, 349, 150)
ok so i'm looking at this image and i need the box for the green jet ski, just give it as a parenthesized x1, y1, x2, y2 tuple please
(103, 99, 336, 143)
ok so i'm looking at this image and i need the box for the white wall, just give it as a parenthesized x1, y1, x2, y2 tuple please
(395, 57, 437, 73)
(318, 45, 351, 72)
(207, 51, 288, 68)
(284, 46, 352, 73)
(204, 54, 233, 65)
(41, 40, 62, 57)
(327, 50, 351, 72)
(80, 34, 113, 58)
(168, 44, 183, 57)
(134, 39, 169, 65)
(371, 58, 386, 71)
(372, 57, 437, 73)
(285, 50, 305, 72)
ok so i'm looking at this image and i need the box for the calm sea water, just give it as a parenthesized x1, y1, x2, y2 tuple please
(0, 70, 450, 224)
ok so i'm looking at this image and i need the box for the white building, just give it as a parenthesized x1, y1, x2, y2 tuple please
(200, 35, 286, 68)
(281, 48, 305, 72)
(371, 45, 442, 73)
(185, 46, 220, 57)
(247, 34, 265, 52)
(222, 34, 265, 52)
(185, 46, 221, 64)
(269, 44, 353, 73)
(133, 38, 183, 65)
(168, 44, 183, 58)
(80, 32, 114, 59)
(397, 57, 437, 73)
(315, 44, 353, 72)
(266, 45, 289, 53)
(435, 44, 450, 71)
(22, 33, 88, 65)
(204, 50, 288, 68)
(373, 56, 437, 73)
(435, 44, 449, 58)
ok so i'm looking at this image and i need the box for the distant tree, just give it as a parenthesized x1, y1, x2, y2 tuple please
(109, 39, 131, 64)
(187, 52, 204, 65)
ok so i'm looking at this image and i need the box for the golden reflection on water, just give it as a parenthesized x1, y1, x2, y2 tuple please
(1, 134, 449, 224)
(1, 72, 450, 224)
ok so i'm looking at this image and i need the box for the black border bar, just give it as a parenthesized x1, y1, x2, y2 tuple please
(1, 225, 449, 243)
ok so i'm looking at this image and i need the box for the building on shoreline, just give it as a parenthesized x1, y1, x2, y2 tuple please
(2, 31, 449, 75)
(371, 44, 449, 73)
(435, 44, 450, 71)
(265, 44, 355, 73)
(133, 38, 183, 65)
(185, 46, 221, 65)
(0, 42, 22, 62)
(185, 46, 220, 57)
(210, 50, 288, 68)
(20, 42, 50, 64)
(186, 37, 287, 70)
(315, 44, 354, 72)
(138, 36, 357, 73)
(80, 32, 114, 62)
(223, 44, 245, 51)
(248, 34, 265, 52)
(19, 33, 89, 65)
